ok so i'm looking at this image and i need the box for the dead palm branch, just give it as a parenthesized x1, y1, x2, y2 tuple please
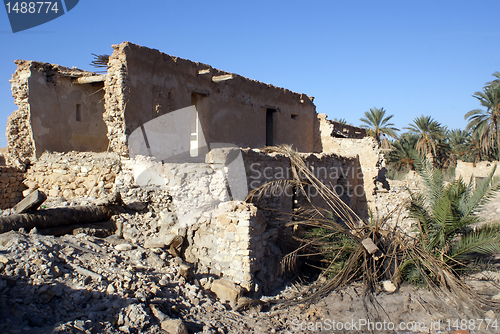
(246, 145, 500, 317)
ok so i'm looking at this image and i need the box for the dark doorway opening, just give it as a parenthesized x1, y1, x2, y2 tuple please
(266, 108, 277, 146)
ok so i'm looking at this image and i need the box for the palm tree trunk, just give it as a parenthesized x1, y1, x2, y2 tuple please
(0, 205, 119, 234)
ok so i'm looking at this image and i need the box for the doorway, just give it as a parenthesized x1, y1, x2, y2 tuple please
(190, 93, 209, 158)
(266, 108, 277, 146)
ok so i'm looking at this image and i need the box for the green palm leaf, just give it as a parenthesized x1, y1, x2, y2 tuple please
(449, 224, 500, 262)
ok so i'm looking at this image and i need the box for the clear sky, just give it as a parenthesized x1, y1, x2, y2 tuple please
(1, 1, 500, 148)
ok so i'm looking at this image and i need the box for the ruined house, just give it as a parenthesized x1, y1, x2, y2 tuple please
(5, 42, 383, 293)
(7, 42, 320, 163)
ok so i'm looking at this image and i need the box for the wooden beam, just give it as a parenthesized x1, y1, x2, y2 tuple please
(72, 75, 106, 84)
(212, 74, 234, 82)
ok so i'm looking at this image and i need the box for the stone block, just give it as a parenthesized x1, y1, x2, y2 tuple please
(205, 147, 241, 165)
(62, 189, 74, 199)
(161, 318, 188, 334)
(143, 235, 176, 249)
(217, 214, 232, 226)
(74, 188, 87, 196)
(13, 189, 46, 213)
(210, 278, 242, 306)
(48, 189, 60, 197)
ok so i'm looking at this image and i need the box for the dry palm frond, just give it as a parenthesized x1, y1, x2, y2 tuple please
(254, 145, 500, 317)
(90, 53, 110, 73)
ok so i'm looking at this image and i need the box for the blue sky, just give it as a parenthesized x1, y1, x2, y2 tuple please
(1, 1, 500, 147)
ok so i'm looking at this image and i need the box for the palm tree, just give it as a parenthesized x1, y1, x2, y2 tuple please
(404, 116, 446, 159)
(385, 133, 419, 171)
(448, 129, 485, 165)
(466, 131, 486, 165)
(448, 129, 469, 160)
(464, 74, 500, 157)
(406, 158, 500, 278)
(359, 107, 399, 146)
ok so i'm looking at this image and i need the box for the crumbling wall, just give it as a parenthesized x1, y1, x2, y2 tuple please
(12, 145, 371, 292)
(242, 148, 367, 218)
(121, 155, 284, 293)
(7, 60, 36, 164)
(373, 178, 418, 233)
(314, 114, 366, 140)
(314, 115, 384, 214)
(0, 166, 26, 209)
(23, 151, 121, 199)
(106, 42, 316, 156)
(313, 114, 366, 153)
(7, 61, 108, 162)
(183, 202, 278, 293)
(103, 45, 130, 155)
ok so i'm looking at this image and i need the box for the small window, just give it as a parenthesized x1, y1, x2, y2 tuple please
(291, 114, 298, 120)
(76, 104, 82, 122)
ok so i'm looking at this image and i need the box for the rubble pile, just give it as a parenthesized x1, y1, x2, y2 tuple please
(0, 191, 311, 334)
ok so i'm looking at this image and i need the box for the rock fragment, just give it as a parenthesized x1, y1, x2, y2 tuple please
(115, 243, 133, 251)
(161, 318, 188, 334)
(210, 278, 242, 307)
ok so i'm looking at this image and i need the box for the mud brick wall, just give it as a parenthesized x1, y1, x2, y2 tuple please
(0, 166, 26, 209)
(23, 151, 121, 200)
(104, 42, 316, 156)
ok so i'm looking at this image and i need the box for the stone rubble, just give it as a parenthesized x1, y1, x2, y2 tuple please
(0, 193, 335, 334)
(1, 150, 500, 333)
(0, 163, 314, 334)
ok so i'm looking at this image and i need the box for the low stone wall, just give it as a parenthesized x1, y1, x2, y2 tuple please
(23, 151, 121, 199)
(455, 160, 500, 182)
(184, 202, 280, 293)
(0, 166, 26, 209)
(122, 154, 284, 293)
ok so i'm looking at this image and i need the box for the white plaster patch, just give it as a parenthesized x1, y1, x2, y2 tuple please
(31, 117, 50, 137)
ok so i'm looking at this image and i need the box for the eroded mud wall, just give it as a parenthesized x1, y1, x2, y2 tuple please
(105, 42, 316, 156)
(8, 61, 108, 162)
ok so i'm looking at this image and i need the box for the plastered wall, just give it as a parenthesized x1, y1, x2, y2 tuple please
(104, 42, 316, 156)
(8, 61, 109, 162)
